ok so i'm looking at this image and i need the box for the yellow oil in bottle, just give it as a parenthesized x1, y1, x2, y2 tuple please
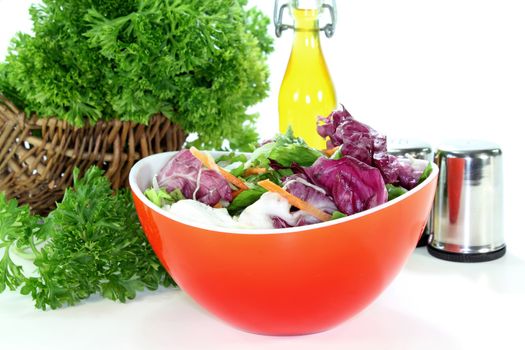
(278, 8, 336, 150)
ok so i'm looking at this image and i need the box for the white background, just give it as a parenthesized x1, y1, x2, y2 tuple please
(1, 1, 525, 349)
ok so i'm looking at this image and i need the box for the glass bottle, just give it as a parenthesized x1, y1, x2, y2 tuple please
(275, 0, 337, 149)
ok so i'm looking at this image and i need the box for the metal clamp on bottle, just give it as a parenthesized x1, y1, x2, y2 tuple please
(274, 0, 337, 38)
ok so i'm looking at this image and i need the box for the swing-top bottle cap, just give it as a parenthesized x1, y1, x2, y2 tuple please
(274, 0, 337, 38)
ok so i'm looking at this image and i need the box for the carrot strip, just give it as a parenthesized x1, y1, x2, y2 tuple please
(323, 146, 340, 157)
(257, 179, 332, 222)
(244, 167, 267, 176)
(189, 147, 249, 190)
(189, 146, 219, 172)
(213, 202, 223, 209)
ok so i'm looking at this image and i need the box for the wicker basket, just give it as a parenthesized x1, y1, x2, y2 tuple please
(0, 95, 186, 214)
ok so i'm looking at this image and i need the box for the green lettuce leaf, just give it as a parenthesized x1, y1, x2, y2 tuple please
(386, 184, 408, 201)
(216, 153, 248, 177)
(145, 188, 185, 208)
(227, 187, 266, 216)
(246, 128, 323, 168)
(331, 211, 347, 220)
(418, 162, 433, 184)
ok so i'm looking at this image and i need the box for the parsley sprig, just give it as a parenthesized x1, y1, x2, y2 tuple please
(0, 167, 175, 310)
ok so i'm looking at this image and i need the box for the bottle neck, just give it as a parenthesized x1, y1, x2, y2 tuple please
(292, 8, 320, 33)
(291, 8, 322, 53)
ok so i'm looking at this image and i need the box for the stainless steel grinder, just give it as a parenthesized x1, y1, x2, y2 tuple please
(428, 140, 505, 262)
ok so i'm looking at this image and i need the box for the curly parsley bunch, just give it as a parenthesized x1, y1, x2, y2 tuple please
(1, 0, 272, 150)
(0, 167, 175, 310)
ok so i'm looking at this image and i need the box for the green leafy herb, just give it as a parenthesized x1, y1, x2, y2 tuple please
(0, 167, 175, 310)
(0, 0, 272, 150)
(386, 184, 408, 201)
(0, 194, 43, 293)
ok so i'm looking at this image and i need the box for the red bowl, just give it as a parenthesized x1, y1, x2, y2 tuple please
(130, 151, 438, 335)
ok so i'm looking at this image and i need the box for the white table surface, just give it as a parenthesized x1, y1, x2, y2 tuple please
(2, 236, 524, 350)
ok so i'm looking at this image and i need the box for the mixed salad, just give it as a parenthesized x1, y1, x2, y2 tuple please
(144, 106, 432, 229)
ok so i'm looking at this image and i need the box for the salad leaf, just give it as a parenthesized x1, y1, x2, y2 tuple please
(227, 187, 267, 216)
(317, 105, 386, 164)
(157, 150, 232, 206)
(245, 142, 274, 168)
(216, 153, 248, 177)
(144, 188, 185, 208)
(304, 156, 388, 215)
(283, 174, 338, 215)
(331, 211, 347, 220)
(317, 105, 429, 190)
(244, 169, 287, 187)
(271, 217, 292, 228)
(246, 128, 323, 168)
(386, 184, 408, 201)
(418, 162, 433, 184)
(268, 143, 323, 168)
(277, 168, 294, 178)
(330, 147, 344, 160)
(374, 155, 429, 190)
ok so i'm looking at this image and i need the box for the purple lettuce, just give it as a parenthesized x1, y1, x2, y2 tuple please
(157, 150, 232, 206)
(284, 174, 338, 213)
(303, 157, 388, 215)
(269, 174, 338, 228)
(271, 174, 339, 228)
(317, 105, 386, 165)
(271, 217, 293, 229)
(373, 154, 428, 190)
(317, 105, 427, 189)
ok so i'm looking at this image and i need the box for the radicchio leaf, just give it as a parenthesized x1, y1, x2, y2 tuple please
(304, 156, 388, 215)
(156, 150, 232, 206)
(317, 105, 428, 189)
(377, 156, 428, 190)
(271, 174, 339, 227)
(254, 174, 338, 228)
(283, 174, 338, 214)
(317, 105, 386, 162)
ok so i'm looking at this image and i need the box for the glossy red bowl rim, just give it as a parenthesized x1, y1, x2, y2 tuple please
(129, 151, 439, 235)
